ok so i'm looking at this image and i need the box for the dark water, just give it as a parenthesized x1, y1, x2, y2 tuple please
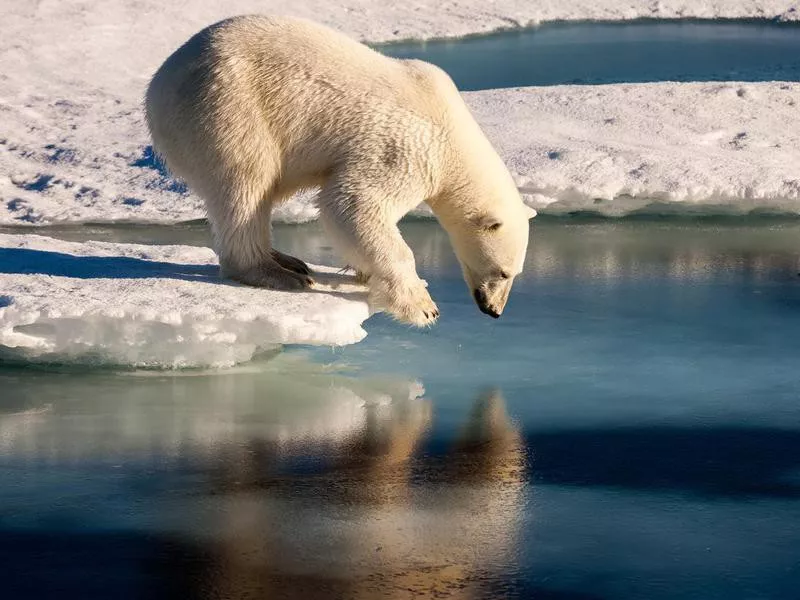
(379, 21, 800, 90)
(2, 219, 800, 598)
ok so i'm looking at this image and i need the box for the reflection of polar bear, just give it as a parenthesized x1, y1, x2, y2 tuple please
(145, 16, 535, 326)
(198, 390, 525, 599)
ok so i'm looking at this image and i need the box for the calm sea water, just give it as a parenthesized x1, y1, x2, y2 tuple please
(2, 219, 799, 598)
(379, 21, 800, 89)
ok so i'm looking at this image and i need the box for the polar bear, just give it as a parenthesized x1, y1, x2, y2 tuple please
(145, 15, 535, 326)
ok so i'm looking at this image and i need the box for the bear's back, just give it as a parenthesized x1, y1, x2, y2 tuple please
(146, 15, 461, 199)
(154, 15, 454, 126)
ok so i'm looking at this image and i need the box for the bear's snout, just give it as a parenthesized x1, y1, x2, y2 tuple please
(473, 288, 501, 318)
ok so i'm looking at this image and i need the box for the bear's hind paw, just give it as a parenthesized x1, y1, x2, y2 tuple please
(229, 265, 314, 291)
(271, 250, 311, 275)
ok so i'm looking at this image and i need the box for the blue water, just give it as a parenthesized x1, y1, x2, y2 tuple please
(379, 21, 800, 89)
(2, 220, 800, 599)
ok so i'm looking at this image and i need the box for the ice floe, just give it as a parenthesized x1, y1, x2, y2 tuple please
(2, 2, 800, 225)
(4, 81, 798, 224)
(469, 82, 800, 216)
(0, 234, 371, 368)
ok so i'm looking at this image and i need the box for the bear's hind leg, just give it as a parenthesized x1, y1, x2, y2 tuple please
(230, 259, 313, 290)
(208, 189, 313, 290)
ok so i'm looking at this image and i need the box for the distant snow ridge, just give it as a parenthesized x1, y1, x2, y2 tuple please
(2, 82, 799, 225)
(0, 234, 372, 368)
(473, 82, 800, 216)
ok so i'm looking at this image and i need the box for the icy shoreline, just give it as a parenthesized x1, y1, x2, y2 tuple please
(2, 1, 799, 226)
(3, 82, 798, 225)
(473, 82, 800, 216)
(0, 234, 371, 367)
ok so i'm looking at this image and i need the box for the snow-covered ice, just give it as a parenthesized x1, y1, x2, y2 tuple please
(2, 1, 800, 225)
(4, 80, 798, 224)
(0, 234, 371, 367)
(470, 82, 800, 215)
(4, 79, 799, 223)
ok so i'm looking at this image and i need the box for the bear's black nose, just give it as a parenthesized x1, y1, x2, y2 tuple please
(473, 289, 500, 318)
(479, 305, 501, 318)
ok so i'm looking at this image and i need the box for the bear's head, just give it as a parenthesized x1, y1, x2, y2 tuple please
(443, 194, 536, 319)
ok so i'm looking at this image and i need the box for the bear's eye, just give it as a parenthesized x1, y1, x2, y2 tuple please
(486, 221, 502, 232)
(500, 270, 510, 279)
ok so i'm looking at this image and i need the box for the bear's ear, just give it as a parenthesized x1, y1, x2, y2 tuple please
(525, 206, 537, 220)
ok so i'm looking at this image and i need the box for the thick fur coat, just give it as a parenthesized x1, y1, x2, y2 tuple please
(146, 15, 534, 325)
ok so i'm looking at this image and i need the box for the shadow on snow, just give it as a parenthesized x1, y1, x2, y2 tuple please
(0, 247, 218, 282)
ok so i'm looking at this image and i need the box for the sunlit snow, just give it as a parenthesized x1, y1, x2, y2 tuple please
(0, 234, 371, 367)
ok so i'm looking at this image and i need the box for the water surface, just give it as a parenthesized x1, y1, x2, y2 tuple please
(2, 219, 800, 598)
(379, 21, 800, 89)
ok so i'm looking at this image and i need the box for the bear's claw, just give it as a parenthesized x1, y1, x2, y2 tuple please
(271, 250, 311, 275)
(370, 278, 440, 327)
(228, 264, 314, 290)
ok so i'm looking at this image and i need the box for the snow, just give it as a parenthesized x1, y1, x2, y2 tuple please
(0, 234, 371, 368)
(469, 82, 800, 216)
(4, 80, 797, 224)
(2, 1, 800, 225)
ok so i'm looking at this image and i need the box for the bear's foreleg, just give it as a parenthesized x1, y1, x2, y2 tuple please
(317, 182, 439, 327)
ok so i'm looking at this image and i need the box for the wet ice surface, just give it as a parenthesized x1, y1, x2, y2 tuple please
(2, 220, 800, 598)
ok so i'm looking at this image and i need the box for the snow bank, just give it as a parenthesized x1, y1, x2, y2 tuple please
(1, 2, 799, 224)
(469, 82, 800, 215)
(0, 234, 372, 368)
(3, 81, 799, 224)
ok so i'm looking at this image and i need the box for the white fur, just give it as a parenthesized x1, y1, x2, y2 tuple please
(145, 15, 534, 326)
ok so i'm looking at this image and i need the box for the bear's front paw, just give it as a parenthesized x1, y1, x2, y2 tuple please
(371, 278, 440, 327)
